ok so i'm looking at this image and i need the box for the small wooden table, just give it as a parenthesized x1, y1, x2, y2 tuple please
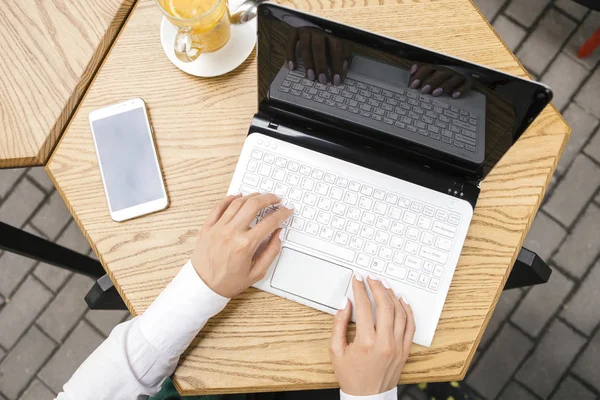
(0, 0, 135, 168)
(47, 0, 570, 395)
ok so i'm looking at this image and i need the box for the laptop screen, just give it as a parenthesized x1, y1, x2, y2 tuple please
(256, 4, 551, 181)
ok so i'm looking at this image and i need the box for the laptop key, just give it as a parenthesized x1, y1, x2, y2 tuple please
(421, 102, 432, 110)
(418, 129, 429, 136)
(293, 83, 304, 91)
(401, 116, 412, 124)
(387, 112, 399, 120)
(360, 104, 372, 112)
(373, 94, 384, 102)
(319, 91, 331, 99)
(285, 75, 301, 83)
(442, 136, 452, 143)
(337, 103, 348, 110)
(369, 85, 381, 94)
(454, 134, 476, 146)
(328, 87, 341, 95)
(430, 133, 441, 140)
(406, 91, 418, 99)
(435, 121, 446, 129)
(356, 82, 367, 89)
(301, 93, 313, 100)
(407, 125, 417, 132)
(383, 117, 394, 125)
(415, 121, 426, 129)
(315, 83, 327, 90)
(325, 99, 336, 107)
(422, 116, 433, 124)
(355, 95, 367, 103)
(394, 121, 406, 129)
(307, 88, 318, 95)
(359, 89, 372, 98)
(412, 106, 424, 115)
(374, 109, 385, 116)
(382, 104, 393, 112)
(359, 110, 371, 117)
(427, 125, 439, 134)
(314, 96, 324, 103)
(372, 114, 383, 122)
(408, 99, 419, 106)
(348, 86, 359, 94)
(347, 99, 358, 107)
(342, 91, 354, 98)
(279, 87, 290, 93)
(453, 140, 464, 148)
(301, 79, 314, 87)
(466, 144, 476, 152)
(333, 95, 345, 103)
(368, 99, 381, 107)
(386, 98, 398, 106)
(290, 89, 302, 96)
(432, 99, 449, 109)
(349, 107, 359, 114)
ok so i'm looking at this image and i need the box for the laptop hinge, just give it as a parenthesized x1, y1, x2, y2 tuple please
(268, 120, 279, 130)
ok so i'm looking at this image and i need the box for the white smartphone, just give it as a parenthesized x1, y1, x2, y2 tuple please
(89, 98, 168, 222)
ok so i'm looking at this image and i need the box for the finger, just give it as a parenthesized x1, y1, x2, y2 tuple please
(311, 31, 328, 85)
(421, 70, 453, 95)
(400, 297, 416, 355)
(352, 273, 375, 338)
(286, 29, 299, 71)
(368, 277, 395, 340)
(342, 41, 351, 77)
(409, 64, 434, 90)
(251, 206, 293, 242)
(437, 75, 464, 97)
(205, 194, 242, 227)
(330, 297, 352, 356)
(386, 288, 406, 344)
(249, 228, 282, 282)
(327, 36, 344, 86)
(450, 79, 472, 99)
(219, 192, 261, 225)
(231, 193, 281, 228)
(298, 28, 316, 80)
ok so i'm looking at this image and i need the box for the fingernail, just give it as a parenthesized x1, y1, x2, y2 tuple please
(410, 64, 417, 74)
(343, 60, 348, 73)
(339, 296, 349, 310)
(232, 191, 242, 196)
(354, 271, 363, 281)
(319, 73, 327, 85)
(368, 274, 379, 281)
(286, 204, 294, 211)
(421, 84, 431, 94)
(432, 88, 443, 97)
(288, 61, 294, 70)
(381, 278, 392, 289)
(410, 79, 420, 89)
(307, 69, 315, 81)
(452, 91, 461, 99)
(333, 74, 341, 86)
(278, 229, 286, 241)
(402, 296, 410, 305)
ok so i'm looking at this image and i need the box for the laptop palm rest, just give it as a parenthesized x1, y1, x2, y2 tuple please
(271, 247, 353, 310)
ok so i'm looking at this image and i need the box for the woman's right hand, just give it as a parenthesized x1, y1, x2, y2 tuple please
(330, 274, 415, 396)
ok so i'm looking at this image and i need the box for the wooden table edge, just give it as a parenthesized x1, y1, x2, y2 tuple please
(0, 0, 138, 169)
(45, 0, 572, 392)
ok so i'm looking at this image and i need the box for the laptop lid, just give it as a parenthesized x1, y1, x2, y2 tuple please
(256, 4, 552, 182)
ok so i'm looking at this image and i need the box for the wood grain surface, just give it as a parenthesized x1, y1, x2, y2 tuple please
(0, 0, 135, 168)
(46, 0, 570, 394)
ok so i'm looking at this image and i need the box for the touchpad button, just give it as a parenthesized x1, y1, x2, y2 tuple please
(271, 247, 353, 310)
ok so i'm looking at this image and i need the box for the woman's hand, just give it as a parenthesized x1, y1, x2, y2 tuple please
(191, 193, 293, 298)
(409, 63, 472, 98)
(330, 275, 415, 396)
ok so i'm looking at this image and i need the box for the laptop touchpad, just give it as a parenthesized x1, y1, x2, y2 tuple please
(271, 247, 353, 310)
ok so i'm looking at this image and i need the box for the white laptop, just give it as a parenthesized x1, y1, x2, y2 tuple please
(227, 4, 552, 347)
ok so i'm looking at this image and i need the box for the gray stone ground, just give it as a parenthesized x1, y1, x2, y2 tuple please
(0, 0, 599, 398)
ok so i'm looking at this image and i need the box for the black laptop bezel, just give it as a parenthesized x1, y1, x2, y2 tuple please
(252, 3, 552, 204)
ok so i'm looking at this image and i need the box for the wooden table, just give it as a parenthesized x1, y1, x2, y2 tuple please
(0, 0, 135, 168)
(47, 0, 570, 395)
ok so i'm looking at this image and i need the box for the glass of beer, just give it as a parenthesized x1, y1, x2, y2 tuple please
(156, 0, 231, 62)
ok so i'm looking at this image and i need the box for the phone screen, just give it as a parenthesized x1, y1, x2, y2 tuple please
(91, 107, 164, 212)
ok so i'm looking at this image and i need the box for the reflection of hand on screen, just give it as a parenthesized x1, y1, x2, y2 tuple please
(286, 27, 350, 86)
(409, 64, 472, 98)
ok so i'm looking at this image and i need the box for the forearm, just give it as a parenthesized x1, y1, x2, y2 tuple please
(340, 387, 398, 400)
(56, 260, 229, 400)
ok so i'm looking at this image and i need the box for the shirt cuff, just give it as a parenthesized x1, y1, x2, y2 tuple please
(340, 387, 398, 400)
(139, 260, 230, 355)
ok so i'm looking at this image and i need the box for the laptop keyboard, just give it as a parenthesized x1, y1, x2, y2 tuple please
(240, 146, 462, 294)
(278, 68, 479, 152)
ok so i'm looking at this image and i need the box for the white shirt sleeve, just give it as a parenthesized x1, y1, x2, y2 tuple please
(55, 260, 229, 400)
(340, 387, 397, 400)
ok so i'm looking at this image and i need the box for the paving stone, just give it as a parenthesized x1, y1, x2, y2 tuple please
(467, 324, 533, 399)
(555, 0, 589, 20)
(516, 9, 577, 76)
(523, 210, 566, 262)
(493, 15, 527, 50)
(21, 223, 46, 239)
(551, 376, 596, 400)
(498, 381, 537, 400)
(0, 247, 35, 298)
(544, 154, 600, 227)
(0, 326, 55, 400)
(576, 67, 600, 119)
(573, 328, 600, 391)
(55, 220, 91, 255)
(33, 263, 72, 293)
(19, 379, 55, 400)
(38, 321, 104, 394)
(557, 103, 599, 175)
(473, 0, 507, 21)
(26, 167, 54, 193)
(0, 179, 45, 228)
(562, 261, 600, 334)
(584, 127, 600, 162)
(505, 0, 551, 27)
(565, 11, 600, 70)
(554, 203, 600, 278)
(0, 168, 26, 200)
(29, 191, 72, 240)
(516, 320, 586, 398)
(480, 288, 523, 348)
(85, 309, 129, 337)
(0, 276, 53, 349)
(542, 52, 590, 110)
(511, 268, 573, 336)
(37, 273, 95, 342)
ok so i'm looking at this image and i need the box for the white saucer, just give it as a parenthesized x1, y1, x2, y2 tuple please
(160, 6, 256, 77)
